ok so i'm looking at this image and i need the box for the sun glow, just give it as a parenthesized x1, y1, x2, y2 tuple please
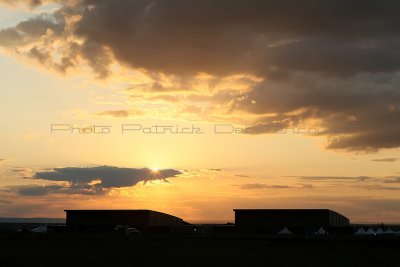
(151, 167, 159, 172)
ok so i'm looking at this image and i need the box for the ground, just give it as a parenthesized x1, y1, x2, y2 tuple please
(1, 232, 399, 267)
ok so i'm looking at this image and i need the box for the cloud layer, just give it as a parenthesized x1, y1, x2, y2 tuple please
(1, 0, 400, 151)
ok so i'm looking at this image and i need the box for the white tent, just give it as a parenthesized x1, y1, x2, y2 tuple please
(366, 228, 375, 235)
(384, 229, 395, 235)
(315, 227, 327, 235)
(375, 228, 384, 235)
(354, 227, 367, 236)
(32, 224, 47, 233)
(278, 227, 292, 235)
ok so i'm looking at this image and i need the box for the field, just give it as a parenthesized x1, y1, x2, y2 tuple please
(1, 232, 399, 267)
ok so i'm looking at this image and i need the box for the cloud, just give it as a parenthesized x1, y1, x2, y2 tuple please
(10, 166, 185, 195)
(291, 175, 373, 182)
(279, 196, 400, 222)
(0, 0, 46, 8)
(1, 1, 400, 151)
(11, 167, 40, 179)
(235, 72, 400, 151)
(0, 14, 64, 46)
(0, 159, 5, 162)
(237, 183, 314, 189)
(371, 158, 398, 162)
(236, 183, 313, 189)
(96, 109, 143, 118)
(3, 0, 400, 78)
(238, 183, 292, 189)
(68, 0, 400, 77)
(5, 183, 107, 196)
(363, 185, 400, 191)
(131, 94, 181, 103)
(235, 174, 252, 178)
(383, 176, 400, 184)
(297, 184, 314, 189)
(34, 165, 181, 187)
(6, 184, 65, 196)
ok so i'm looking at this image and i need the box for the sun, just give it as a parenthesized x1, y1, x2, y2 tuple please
(151, 167, 159, 172)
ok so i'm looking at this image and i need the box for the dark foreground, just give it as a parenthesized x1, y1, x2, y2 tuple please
(1, 233, 399, 267)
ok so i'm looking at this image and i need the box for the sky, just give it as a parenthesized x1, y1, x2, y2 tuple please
(0, 0, 400, 223)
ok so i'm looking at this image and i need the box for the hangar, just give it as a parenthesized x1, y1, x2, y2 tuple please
(234, 209, 350, 233)
(64, 209, 186, 232)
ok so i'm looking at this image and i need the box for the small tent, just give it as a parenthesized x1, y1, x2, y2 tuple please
(354, 227, 367, 236)
(375, 228, 384, 235)
(384, 229, 395, 235)
(366, 228, 375, 235)
(32, 224, 47, 233)
(278, 227, 292, 235)
(315, 227, 327, 235)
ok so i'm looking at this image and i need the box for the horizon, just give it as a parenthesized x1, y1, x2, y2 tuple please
(2, 211, 400, 225)
(2, 217, 400, 225)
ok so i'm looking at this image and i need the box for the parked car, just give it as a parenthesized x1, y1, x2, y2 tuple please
(125, 227, 141, 235)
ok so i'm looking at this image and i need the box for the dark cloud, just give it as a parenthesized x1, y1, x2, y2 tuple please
(72, 0, 400, 77)
(34, 165, 182, 188)
(371, 158, 398, 162)
(71, 0, 400, 151)
(2, 0, 398, 78)
(236, 72, 400, 151)
(1, 166, 184, 196)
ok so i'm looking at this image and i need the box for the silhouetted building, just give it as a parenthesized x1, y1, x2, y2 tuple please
(234, 209, 350, 234)
(64, 209, 186, 232)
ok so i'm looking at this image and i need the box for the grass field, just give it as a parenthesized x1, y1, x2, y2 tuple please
(1, 232, 399, 267)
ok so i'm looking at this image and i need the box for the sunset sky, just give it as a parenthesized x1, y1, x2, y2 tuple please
(0, 0, 400, 223)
